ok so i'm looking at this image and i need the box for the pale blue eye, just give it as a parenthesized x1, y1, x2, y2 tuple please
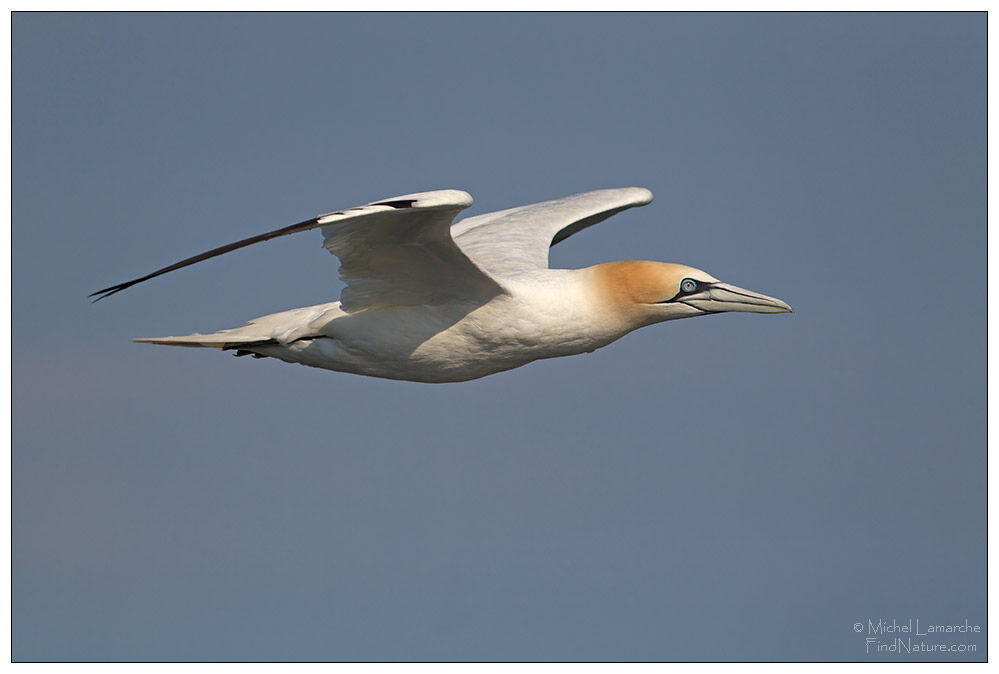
(681, 279, 697, 293)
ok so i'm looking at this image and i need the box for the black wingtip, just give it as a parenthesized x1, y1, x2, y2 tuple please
(89, 282, 135, 303)
(87, 214, 325, 304)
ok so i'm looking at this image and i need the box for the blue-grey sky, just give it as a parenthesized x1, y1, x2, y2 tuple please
(13, 12, 985, 662)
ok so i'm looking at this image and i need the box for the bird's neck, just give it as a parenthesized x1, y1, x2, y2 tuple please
(586, 261, 669, 329)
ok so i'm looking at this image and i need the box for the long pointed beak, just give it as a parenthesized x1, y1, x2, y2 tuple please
(683, 282, 793, 314)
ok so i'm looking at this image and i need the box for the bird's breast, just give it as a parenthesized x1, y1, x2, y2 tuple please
(418, 276, 627, 364)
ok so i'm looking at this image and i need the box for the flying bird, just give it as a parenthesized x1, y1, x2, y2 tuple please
(92, 187, 791, 382)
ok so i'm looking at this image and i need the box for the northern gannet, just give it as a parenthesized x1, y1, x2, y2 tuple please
(92, 188, 792, 382)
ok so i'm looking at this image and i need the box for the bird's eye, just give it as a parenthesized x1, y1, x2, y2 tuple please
(681, 279, 697, 293)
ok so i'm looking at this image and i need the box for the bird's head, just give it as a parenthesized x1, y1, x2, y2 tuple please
(592, 260, 792, 327)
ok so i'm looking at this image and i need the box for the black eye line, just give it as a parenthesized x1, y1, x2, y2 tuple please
(655, 280, 715, 304)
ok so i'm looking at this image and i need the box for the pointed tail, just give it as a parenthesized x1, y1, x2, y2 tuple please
(134, 302, 341, 350)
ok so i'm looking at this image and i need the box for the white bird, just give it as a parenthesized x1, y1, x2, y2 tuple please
(92, 187, 792, 382)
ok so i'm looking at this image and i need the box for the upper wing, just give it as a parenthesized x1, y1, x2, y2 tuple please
(90, 190, 505, 313)
(318, 190, 504, 312)
(451, 187, 654, 276)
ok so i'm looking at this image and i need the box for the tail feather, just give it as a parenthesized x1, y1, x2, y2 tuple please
(133, 334, 279, 349)
(134, 302, 341, 350)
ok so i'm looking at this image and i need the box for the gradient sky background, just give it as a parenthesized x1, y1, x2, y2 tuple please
(13, 12, 985, 662)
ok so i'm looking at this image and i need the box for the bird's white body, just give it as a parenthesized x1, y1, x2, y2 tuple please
(94, 187, 791, 382)
(248, 269, 624, 382)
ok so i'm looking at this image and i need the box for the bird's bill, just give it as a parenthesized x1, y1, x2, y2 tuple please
(684, 282, 793, 314)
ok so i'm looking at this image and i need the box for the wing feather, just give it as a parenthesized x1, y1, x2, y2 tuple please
(90, 190, 505, 312)
(452, 187, 653, 276)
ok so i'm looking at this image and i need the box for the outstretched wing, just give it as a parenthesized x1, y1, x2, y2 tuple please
(90, 190, 505, 313)
(451, 187, 653, 277)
